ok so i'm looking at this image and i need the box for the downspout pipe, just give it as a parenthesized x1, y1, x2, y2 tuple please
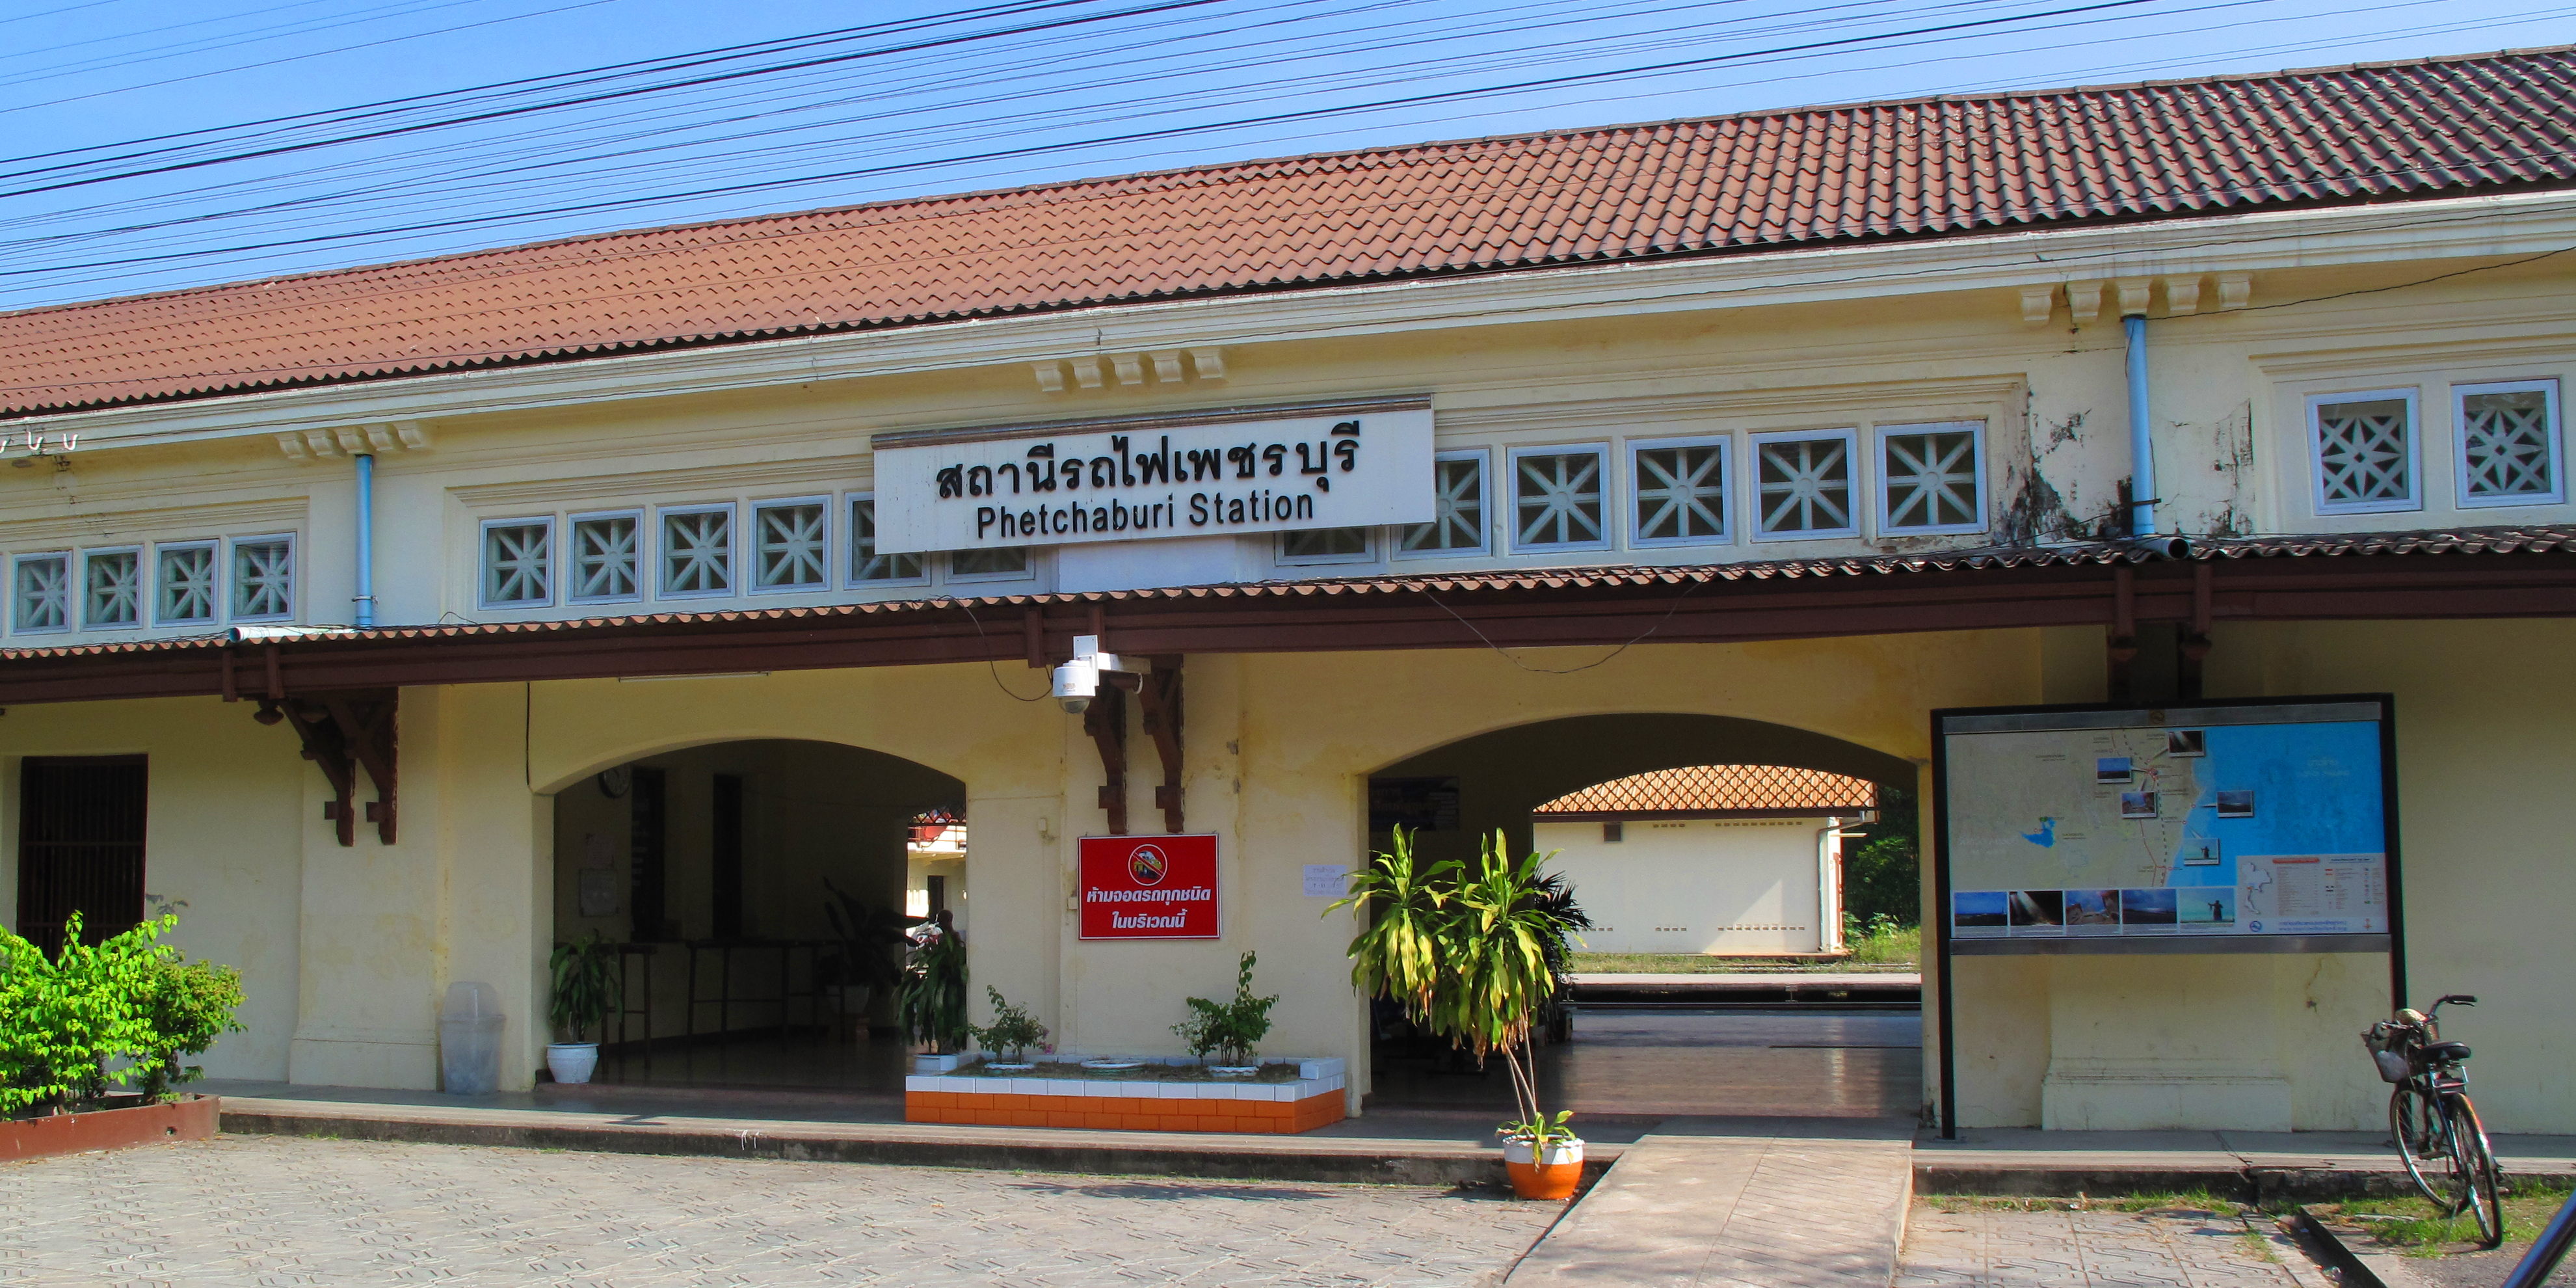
(2123, 312, 2158, 539)
(353, 452, 377, 629)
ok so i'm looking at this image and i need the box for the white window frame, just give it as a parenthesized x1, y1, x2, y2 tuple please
(153, 539, 220, 626)
(80, 546, 145, 630)
(1749, 427, 1863, 542)
(566, 509, 644, 606)
(843, 493, 929, 589)
(1628, 435, 1733, 548)
(2452, 379, 2564, 509)
(655, 503, 737, 600)
(12, 551, 72, 635)
(1506, 443, 1613, 554)
(2308, 388, 2422, 516)
(1276, 526, 1376, 567)
(1874, 420, 1989, 536)
(1396, 448, 1491, 559)
(227, 533, 297, 623)
(944, 546, 1035, 585)
(478, 516, 557, 610)
(748, 496, 832, 594)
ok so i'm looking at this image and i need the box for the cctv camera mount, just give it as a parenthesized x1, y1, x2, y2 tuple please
(1050, 634, 1145, 715)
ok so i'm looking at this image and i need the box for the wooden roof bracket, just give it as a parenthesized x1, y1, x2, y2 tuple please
(2106, 564, 2138, 703)
(254, 688, 399, 846)
(1083, 683, 1129, 836)
(1137, 656, 1184, 833)
(2178, 561, 2215, 699)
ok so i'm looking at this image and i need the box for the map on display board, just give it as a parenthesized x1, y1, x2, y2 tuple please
(1936, 698, 2393, 954)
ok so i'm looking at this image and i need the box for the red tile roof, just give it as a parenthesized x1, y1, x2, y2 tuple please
(6, 45, 2574, 417)
(1535, 764, 1881, 816)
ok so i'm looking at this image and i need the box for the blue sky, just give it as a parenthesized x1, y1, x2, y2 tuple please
(0, 0, 2567, 308)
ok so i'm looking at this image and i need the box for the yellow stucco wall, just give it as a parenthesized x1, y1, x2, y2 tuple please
(1, 625, 2566, 1128)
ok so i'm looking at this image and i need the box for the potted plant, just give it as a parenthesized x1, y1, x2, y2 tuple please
(1173, 952, 1278, 1074)
(546, 932, 620, 1084)
(819, 878, 905, 1028)
(0, 910, 239, 1159)
(898, 912, 970, 1071)
(970, 986, 1050, 1069)
(1331, 825, 1586, 1200)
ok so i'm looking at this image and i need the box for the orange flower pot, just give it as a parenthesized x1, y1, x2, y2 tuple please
(1503, 1137, 1585, 1200)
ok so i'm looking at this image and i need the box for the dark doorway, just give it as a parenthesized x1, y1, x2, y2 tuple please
(16, 755, 148, 956)
(629, 766, 672, 942)
(712, 774, 745, 941)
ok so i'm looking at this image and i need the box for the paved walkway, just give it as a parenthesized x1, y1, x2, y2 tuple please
(0, 1134, 1560, 1287)
(1899, 1205, 2330, 1288)
(1507, 1118, 1915, 1287)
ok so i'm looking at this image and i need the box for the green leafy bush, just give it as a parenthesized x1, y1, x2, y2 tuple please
(1173, 952, 1279, 1066)
(970, 986, 1050, 1061)
(0, 911, 245, 1116)
(549, 933, 622, 1045)
(899, 923, 970, 1054)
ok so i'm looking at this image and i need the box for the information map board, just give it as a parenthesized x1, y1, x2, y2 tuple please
(1933, 697, 2396, 955)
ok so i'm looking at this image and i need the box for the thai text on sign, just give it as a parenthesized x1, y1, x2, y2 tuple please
(869, 400, 1433, 554)
(1078, 834, 1220, 939)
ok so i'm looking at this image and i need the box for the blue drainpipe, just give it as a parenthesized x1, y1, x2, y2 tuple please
(354, 452, 377, 628)
(2123, 313, 2157, 538)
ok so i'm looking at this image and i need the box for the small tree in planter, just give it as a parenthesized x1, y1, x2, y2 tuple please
(898, 915, 970, 1067)
(546, 933, 621, 1084)
(818, 878, 906, 1028)
(1332, 827, 1584, 1198)
(1173, 952, 1278, 1071)
(0, 911, 245, 1117)
(970, 987, 1050, 1067)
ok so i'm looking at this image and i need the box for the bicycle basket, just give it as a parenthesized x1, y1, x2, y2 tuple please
(2365, 1025, 2414, 1084)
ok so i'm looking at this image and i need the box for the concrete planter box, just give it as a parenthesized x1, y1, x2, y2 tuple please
(1, 1094, 219, 1163)
(906, 1058, 1346, 1134)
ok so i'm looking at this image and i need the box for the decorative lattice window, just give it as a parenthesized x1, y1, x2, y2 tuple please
(479, 519, 553, 607)
(1752, 429, 1859, 539)
(847, 496, 926, 584)
(1280, 527, 1372, 564)
(1878, 422, 1985, 534)
(1509, 446, 1609, 551)
(1631, 438, 1728, 546)
(83, 549, 141, 628)
(659, 505, 734, 598)
(2456, 380, 2562, 507)
(568, 512, 641, 603)
(948, 547, 1030, 581)
(230, 535, 295, 620)
(750, 499, 829, 591)
(2311, 390, 2419, 514)
(13, 553, 70, 633)
(155, 543, 217, 624)
(1398, 451, 1487, 557)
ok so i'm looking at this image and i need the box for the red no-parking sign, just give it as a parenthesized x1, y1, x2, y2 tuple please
(1078, 834, 1219, 939)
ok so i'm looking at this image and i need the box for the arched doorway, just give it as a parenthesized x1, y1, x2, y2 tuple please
(551, 738, 963, 1096)
(1364, 714, 1922, 1121)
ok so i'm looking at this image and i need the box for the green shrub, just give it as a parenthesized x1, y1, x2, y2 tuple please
(1173, 952, 1278, 1066)
(0, 911, 243, 1116)
(970, 986, 1050, 1061)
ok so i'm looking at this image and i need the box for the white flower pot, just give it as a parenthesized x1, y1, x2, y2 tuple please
(545, 1043, 600, 1085)
(1502, 1136, 1585, 1167)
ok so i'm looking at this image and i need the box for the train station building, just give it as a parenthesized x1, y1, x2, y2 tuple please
(3, 47, 2573, 1135)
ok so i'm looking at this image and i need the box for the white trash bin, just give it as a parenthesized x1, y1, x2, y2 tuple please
(438, 982, 505, 1095)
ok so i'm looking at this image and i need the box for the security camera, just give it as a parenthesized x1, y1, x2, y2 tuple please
(1051, 635, 1141, 716)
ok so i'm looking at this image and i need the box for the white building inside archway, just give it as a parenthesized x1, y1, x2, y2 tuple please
(1534, 766, 1879, 957)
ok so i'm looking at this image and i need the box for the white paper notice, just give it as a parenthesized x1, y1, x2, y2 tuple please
(1303, 865, 1348, 898)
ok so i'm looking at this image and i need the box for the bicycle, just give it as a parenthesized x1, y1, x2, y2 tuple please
(2367, 994, 2504, 1248)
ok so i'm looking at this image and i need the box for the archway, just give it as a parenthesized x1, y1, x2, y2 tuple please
(1364, 714, 1921, 1121)
(550, 738, 963, 1096)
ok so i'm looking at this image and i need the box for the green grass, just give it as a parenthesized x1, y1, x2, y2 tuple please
(1569, 926, 1919, 975)
(1846, 926, 1921, 966)
(2322, 1182, 2574, 1254)
(1921, 1190, 2245, 1214)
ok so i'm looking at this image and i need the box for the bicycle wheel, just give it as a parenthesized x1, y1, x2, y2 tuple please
(2446, 1094, 2506, 1248)
(2393, 1084, 2450, 1206)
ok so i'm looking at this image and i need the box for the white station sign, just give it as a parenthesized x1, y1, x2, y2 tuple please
(870, 401, 1435, 554)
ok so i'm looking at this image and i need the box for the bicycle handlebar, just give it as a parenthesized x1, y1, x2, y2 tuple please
(2432, 995, 2478, 1017)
